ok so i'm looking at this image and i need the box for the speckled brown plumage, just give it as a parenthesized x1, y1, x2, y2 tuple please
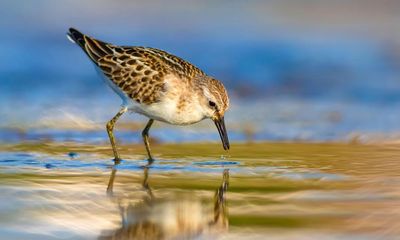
(71, 31, 205, 104)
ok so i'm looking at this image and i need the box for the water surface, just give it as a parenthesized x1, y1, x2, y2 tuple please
(0, 142, 399, 239)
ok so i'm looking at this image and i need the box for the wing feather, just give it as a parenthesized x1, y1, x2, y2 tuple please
(67, 28, 206, 104)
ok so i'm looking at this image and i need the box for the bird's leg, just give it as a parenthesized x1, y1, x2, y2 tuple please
(142, 119, 154, 165)
(106, 107, 127, 162)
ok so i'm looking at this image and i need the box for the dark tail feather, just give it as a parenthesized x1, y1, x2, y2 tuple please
(67, 28, 114, 63)
(67, 28, 85, 47)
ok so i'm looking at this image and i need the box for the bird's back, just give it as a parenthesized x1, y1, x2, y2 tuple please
(67, 28, 205, 105)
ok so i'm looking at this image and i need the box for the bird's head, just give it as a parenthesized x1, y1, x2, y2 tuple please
(198, 77, 230, 150)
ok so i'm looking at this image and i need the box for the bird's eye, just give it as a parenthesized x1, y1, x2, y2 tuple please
(209, 101, 216, 107)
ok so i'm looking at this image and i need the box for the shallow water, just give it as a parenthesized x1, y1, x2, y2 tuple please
(0, 142, 399, 239)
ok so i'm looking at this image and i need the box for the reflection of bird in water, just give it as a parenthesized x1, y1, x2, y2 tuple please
(100, 164, 229, 240)
(67, 28, 230, 165)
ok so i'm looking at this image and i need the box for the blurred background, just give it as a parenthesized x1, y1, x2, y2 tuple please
(2, 0, 400, 144)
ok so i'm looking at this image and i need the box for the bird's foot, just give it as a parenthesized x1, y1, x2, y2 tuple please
(146, 157, 154, 167)
(113, 157, 122, 165)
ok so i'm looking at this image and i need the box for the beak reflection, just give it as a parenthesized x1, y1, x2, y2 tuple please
(214, 116, 230, 150)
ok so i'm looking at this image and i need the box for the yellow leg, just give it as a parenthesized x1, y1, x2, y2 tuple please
(106, 107, 127, 162)
(142, 119, 154, 164)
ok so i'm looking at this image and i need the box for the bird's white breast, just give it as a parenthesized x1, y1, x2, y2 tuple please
(130, 75, 206, 125)
(99, 70, 205, 125)
(131, 98, 205, 125)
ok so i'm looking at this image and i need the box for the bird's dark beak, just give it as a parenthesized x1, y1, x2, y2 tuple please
(214, 116, 230, 150)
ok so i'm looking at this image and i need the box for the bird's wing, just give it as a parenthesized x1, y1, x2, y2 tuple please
(96, 48, 168, 104)
(68, 28, 205, 104)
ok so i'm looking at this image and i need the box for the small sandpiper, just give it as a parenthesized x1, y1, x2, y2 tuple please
(67, 28, 230, 164)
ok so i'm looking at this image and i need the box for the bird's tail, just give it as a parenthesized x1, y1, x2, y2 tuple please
(67, 28, 114, 63)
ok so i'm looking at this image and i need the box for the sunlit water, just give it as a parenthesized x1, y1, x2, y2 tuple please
(0, 142, 399, 240)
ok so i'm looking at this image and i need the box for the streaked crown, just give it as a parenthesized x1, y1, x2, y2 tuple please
(208, 78, 229, 114)
(197, 76, 229, 119)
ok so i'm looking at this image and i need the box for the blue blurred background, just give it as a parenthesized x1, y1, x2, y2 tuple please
(2, 0, 400, 143)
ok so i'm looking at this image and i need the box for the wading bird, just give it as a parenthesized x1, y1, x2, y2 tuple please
(67, 28, 230, 164)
